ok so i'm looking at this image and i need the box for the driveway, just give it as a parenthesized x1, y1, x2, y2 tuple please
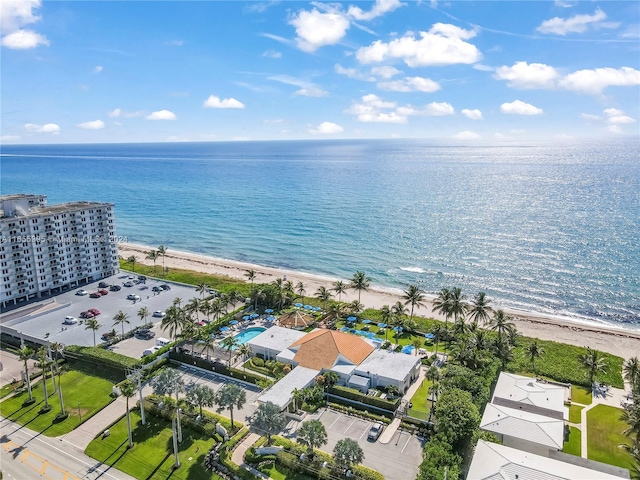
(300, 408, 425, 480)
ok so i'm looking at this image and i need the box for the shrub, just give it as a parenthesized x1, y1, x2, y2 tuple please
(328, 385, 399, 412)
(252, 357, 265, 367)
(65, 345, 138, 373)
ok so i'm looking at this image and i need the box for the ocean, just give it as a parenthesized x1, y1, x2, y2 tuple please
(2, 139, 639, 329)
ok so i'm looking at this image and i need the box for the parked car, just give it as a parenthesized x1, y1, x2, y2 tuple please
(152, 286, 162, 292)
(109, 285, 121, 291)
(98, 281, 109, 288)
(126, 294, 141, 301)
(101, 331, 115, 341)
(367, 422, 384, 441)
(152, 310, 165, 317)
(123, 281, 134, 287)
(76, 289, 89, 296)
(63, 316, 78, 325)
(160, 284, 171, 291)
(89, 292, 101, 298)
(142, 346, 161, 357)
(80, 311, 95, 319)
(138, 275, 147, 282)
(89, 308, 101, 315)
(98, 289, 109, 296)
(136, 329, 155, 339)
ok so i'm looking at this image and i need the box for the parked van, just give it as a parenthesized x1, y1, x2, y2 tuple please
(156, 337, 171, 347)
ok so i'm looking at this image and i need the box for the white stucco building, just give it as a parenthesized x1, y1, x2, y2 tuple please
(0, 194, 119, 308)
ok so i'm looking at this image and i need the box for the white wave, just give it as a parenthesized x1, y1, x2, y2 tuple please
(400, 267, 426, 273)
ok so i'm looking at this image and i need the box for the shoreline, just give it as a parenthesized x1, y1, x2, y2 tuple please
(117, 242, 640, 360)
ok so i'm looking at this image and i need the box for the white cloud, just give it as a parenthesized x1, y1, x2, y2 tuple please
(559, 67, 640, 95)
(334, 64, 375, 81)
(76, 119, 105, 130)
(356, 23, 480, 67)
(146, 110, 177, 120)
(262, 49, 282, 58)
(1, 29, 49, 49)
(377, 76, 440, 92)
(462, 109, 483, 120)
(94, 65, 103, 73)
(603, 108, 624, 116)
(309, 121, 344, 134)
(345, 94, 453, 123)
(268, 75, 328, 97)
(580, 113, 601, 121)
(0, 135, 22, 142)
(494, 61, 560, 89)
(606, 125, 622, 134)
(294, 87, 328, 97)
(537, 8, 618, 35)
(203, 95, 245, 109)
(473, 64, 494, 72)
(453, 131, 481, 140)
(423, 101, 455, 116)
(500, 100, 543, 115)
(289, 8, 350, 52)
(554, 0, 577, 7)
(108, 108, 144, 118)
(348, 0, 404, 21)
(603, 108, 636, 124)
(371, 66, 402, 78)
(24, 122, 60, 133)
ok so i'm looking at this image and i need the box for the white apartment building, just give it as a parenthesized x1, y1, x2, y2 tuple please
(0, 194, 119, 308)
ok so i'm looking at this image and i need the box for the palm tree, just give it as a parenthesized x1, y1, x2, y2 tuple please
(245, 269, 256, 285)
(186, 298, 201, 322)
(295, 281, 306, 304)
(296, 419, 328, 457)
(323, 371, 340, 388)
(349, 300, 364, 316)
(291, 388, 305, 412)
(161, 305, 185, 340)
(145, 250, 158, 275)
(216, 383, 246, 428)
(525, 341, 545, 374)
(113, 310, 130, 337)
(431, 323, 448, 359)
(221, 336, 239, 365)
(137, 306, 149, 327)
(448, 287, 468, 324)
(196, 283, 209, 299)
(186, 384, 216, 418)
(18, 346, 33, 402)
(157, 245, 167, 276)
(468, 292, 492, 327)
(380, 305, 392, 341)
(488, 309, 515, 345)
(332, 280, 347, 303)
(411, 338, 422, 355)
(127, 255, 138, 272)
(432, 288, 452, 325)
(36, 347, 51, 410)
(580, 348, 608, 384)
(349, 271, 371, 303)
(391, 301, 407, 341)
(200, 334, 216, 361)
(85, 317, 102, 346)
(333, 438, 364, 473)
(251, 401, 286, 445)
(402, 284, 426, 324)
(120, 380, 136, 449)
(624, 357, 640, 394)
(236, 344, 252, 373)
(452, 317, 470, 338)
(315, 286, 332, 309)
(50, 342, 66, 416)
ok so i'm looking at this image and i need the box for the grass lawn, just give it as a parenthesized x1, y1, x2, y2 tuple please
(262, 463, 315, 480)
(0, 369, 115, 436)
(571, 385, 593, 405)
(563, 426, 581, 456)
(569, 404, 584, 424)
(85, 409, 222, 480)
(408, 379, 433, 417)
(586, 405, 634, 469)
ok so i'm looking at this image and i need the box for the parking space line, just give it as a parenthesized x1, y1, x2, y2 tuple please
(328, 414, 342, 430)
(343, 419, 356, 434)
(359, 424, 370, 440)
(401, 435, 411, 453)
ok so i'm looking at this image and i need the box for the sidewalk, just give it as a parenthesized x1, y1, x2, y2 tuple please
(231, 432, 271, 479)
(61, 396, 127, 450)
(379, 365, 426, 444)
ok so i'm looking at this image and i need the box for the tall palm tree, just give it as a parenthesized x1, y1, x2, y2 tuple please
(468, 292, 492, 327)
(120, 380, 137, 449)
(580, 348, 608, 384)
(448, 287, 468, 324)
(215, 383, 246, 429)
(18, 346, 34, 402)
(431, 323, 448, 359)
(186, 384, 216, 419)
(251, 401, 286, 445)
(127, 255, 138, 272)
(296, 419, 328, 457)
(36, 347, 51, 410)
(315, 286, 332, 309)
(50, 342, 66, 416)
(621, 407, 640, 444)
(137, 307, 149, 327)
(432, 288, 452, 325)
(200, 334, 216, 361)
(525, 341, 545, 374)
(624, 357, 640, 394)
(221, 336, 239, 365)
(349, 300, 364, 316)
(245, 269, 256, 285)
(236, 344, 252, 373)
(85, 317, 102, 346)
(113, 310, 130, 337)
(488, 309, 515, 345)
(402, 284, 426, 324)
(196, 283, 209, 299)
(161, 305, 186, 340)
(145, 250, 158, 275)
(349, 271, 371, 303)
(380, 305, 392, 342)
(332, 280, 347, 303)
(295, 281, 306, 303)
(186, 298, 201, 322)
(391, 302, 407, 342)
(157, 245, 167, 277)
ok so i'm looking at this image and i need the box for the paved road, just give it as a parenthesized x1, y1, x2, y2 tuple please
(0, 416, 136, 480)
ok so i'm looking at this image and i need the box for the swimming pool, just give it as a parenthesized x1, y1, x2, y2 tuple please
(233, 327, 266, 345)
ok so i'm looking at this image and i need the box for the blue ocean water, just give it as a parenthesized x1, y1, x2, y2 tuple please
(2, 139, 639, 328)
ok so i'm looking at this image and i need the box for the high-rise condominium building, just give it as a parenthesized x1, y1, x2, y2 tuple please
(0, 194, 119, 308)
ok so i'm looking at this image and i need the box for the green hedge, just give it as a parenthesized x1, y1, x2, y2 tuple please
(65, 345, 139, 373)
(328, 385, 399, 412)
(168, 351, 264, 385)
(327, 403, 392, 423)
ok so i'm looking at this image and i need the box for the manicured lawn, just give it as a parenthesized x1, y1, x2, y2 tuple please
(569, 404, 584, 424)
(0, 369, 115, 436)
(408, 379, 433, 417)
(563, 426, 581, 456)
(586, 405, 634, 469)
(571, 385, 593, 405)
(85, 409, 222, 480)
(262, 464, 315, 480)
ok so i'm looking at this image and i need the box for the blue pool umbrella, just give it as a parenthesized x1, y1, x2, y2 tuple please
(220, 326, 230, 332)
(347, 316, 357, 322)
(424, 333, 435, 339)
(362, 319, 372, 324)
(267, 315, 277, 321)
(340, 326, 349, 332)
(377, 322, 387, 328)
(242, 315, 251, 321)
(401, 345, 415, 355)
(313, 306, 322, 311)
(251, 313, 260, 318)
(229, 320, 239, 325)
(265, 309, 274, 313)
(294, 302, 303, 308)
(393, 326, 403, 332)
(304, 305, 313, 310)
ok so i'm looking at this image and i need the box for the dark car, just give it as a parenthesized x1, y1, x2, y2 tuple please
(136, 329, 155, 339)
(138, 275, 147, 282)
(98, 281, 109, 288)
(160, 284, 171, 291)
(89, 292, 101, 298)
(109, 285, 121, 291)
(152, 286, 162, 292)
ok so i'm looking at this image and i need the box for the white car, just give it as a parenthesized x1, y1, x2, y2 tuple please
(127, 294, 141, 301)
(76, 289, 89, 296)
(152, 310, 165, 318)
(63, 316, 78, 325)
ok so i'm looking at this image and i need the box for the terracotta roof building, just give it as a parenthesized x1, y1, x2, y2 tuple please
(288, 329, 375, 370)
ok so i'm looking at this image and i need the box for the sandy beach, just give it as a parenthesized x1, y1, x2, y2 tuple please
(118, 242, 640, 360)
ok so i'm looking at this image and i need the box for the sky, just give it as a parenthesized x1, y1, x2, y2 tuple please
(1, 0, 639, 144)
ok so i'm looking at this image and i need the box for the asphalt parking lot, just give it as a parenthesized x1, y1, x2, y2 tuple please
(1, 273, 198, 350)
(307, 408, 425, 480)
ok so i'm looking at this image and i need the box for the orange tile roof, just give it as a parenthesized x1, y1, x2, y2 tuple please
(290, 330, 374, 370)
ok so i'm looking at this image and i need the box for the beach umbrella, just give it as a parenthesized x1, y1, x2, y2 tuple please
(250, 313, 260, 319)
(304, 305, 313, 310)
(220, 326, 230, 332)
(229, 320, 239, 325)
(266, 315, 276, 321)
(313, 306, 322, 312)
(393, 326, 403, 333)
(347, 316, 357, 322)
(242, 315, 251, 321)
(294, 303, 303, 308)
(265, 309, 274, 314)
(340, 326, 349, 332)
(424, 333, 435, 339)
(362, 319, 372, 324)
(377, 322, 387, 328)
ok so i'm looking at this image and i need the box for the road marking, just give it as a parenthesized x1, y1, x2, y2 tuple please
(401, 435, 411, 453)
(343, 419, 356, 434)
(358, 423, 370, 440)
(328, 413, 342, 430)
